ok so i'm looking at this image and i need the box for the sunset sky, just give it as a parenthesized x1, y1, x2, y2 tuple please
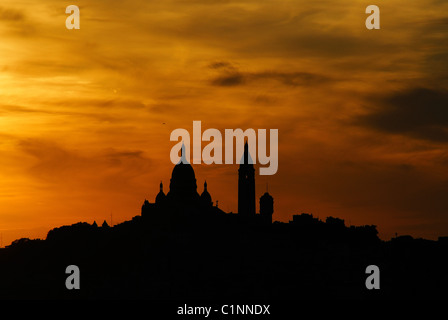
(1, 0, 448, 246)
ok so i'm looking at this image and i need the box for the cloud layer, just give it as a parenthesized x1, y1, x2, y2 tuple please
(357, 87, 448, 142)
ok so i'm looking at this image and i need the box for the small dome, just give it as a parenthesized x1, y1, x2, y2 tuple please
(260, 192, 273, 201)
(260, 192, 274, 216)
(155, 182, 166, 203)
(156, 191, 166, 203)
(141, 199, 150, 209)
(200, 181, 212, 206)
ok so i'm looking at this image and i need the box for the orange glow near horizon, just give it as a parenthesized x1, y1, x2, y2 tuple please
(1, 0, 448, 246)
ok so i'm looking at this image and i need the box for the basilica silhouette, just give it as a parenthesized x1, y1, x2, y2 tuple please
(141, 142, 274, 226)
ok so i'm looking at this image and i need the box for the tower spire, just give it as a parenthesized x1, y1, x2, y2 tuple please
(238, 141, 255, 218)
(240, 140, 254, 165)
(179, 142, 189, 164)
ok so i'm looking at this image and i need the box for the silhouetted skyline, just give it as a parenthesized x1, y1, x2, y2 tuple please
(1, 154, 447, 300)
(2, 1, 448, 247)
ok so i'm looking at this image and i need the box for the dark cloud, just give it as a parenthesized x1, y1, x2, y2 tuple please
(0, 6, 24, 21)
(102, 149, 148, 166)
(356, 87, 448, 142)
(210, 67, 332, 87)
(208, 61, 243, 86)
(211, 72, 245, 86)
(0, 5, 36, 36)
(249, 71, 332, 86)
(208, 61, 234, 69)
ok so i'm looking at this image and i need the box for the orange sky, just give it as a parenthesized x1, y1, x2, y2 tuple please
(1, 0, 448, 246)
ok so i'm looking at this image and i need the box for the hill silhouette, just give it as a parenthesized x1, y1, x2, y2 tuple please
(1, 147, 447, 300)
(1, 212, 447, 299)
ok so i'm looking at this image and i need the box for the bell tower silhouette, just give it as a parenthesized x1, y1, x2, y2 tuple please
(238, 141, 255, 218)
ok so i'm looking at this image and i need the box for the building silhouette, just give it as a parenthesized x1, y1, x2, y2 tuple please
(260, 192, 274, 225)
(238, 142, 256, 219)
(141, 141, 273, 226)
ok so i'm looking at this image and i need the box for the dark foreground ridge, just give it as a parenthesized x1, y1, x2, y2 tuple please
(1, 213, 448, 300)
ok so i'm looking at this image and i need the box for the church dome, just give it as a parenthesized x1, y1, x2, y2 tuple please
(200, 181, 212, 206)
(169, 162, 197, 194)
(171, 162, 196, 185)
(167, 145, 199, 201)
(155, 181, 166, 203)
